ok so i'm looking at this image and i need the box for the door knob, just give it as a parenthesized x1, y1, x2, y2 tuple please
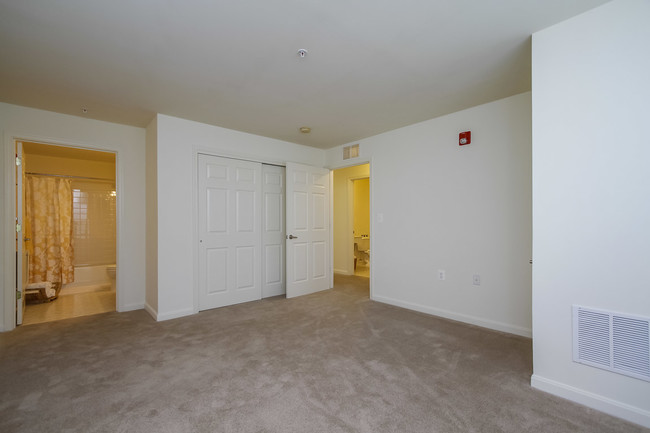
(23, 237, 31, 242)
(288, 235, 298, 239)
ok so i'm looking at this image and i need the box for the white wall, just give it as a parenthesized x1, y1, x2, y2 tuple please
(531, 0, 650, 427)
(152, 114, 324, 321)
(0, 102, 146, 331)
(333, 164, 370, 275)
(326, 92, 533, 337)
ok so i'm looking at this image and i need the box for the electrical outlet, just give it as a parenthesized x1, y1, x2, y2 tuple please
(438, 270, 446, 281)
(473, 274, 481, 286)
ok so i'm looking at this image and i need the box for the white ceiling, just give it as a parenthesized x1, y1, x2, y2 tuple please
(0, 0, 608, 149)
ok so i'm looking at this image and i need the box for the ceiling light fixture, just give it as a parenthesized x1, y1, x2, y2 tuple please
(297, 49, 308, 58)
(299, 127, 311, 133)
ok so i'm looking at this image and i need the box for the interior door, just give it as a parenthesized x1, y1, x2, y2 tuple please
(285, 163, 331, 298)
(16, 141, 26, 325)
(198, 154, 262, 310)
(262, 165, 285, 298)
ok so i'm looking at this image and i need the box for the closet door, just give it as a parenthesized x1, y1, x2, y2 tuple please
(285, 163, 331, 298)
(261, 165, 285, 298)
(198, 154, 262, 310)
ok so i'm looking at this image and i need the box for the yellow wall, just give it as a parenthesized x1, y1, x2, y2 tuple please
(25, 154, 116, 181)
(353, 178, 369, 236)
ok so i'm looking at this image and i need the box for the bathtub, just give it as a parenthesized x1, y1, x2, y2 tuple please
(61, 264, 115, 295)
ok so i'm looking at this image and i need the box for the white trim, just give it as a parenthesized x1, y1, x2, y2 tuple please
(328, 157, 370, 171)
(119, 302, 145, 312)
(155, 307, 195, 322)
(333, 268, 352, 276)
(531, 374, 650, 428)
(192, 149, 199, 314)
(143, 302, 158, 320)
(373, 294, 532, 338)
(16, 141, 24, 325)
(368, 156, 374, 300)
(2, 133, 16, 331)
(330, 170, 334, 289)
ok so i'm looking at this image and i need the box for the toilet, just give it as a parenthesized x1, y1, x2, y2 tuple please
(106, 265, 116, 291)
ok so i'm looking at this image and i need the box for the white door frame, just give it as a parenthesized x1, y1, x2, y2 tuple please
(15, 141, 24, 325)
(2, 135, 122, 331)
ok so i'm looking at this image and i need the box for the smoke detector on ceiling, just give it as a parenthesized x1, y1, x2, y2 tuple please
(297, 49, 308, 58)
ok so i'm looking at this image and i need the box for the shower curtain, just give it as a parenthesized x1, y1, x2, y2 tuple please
(24, 175, 75, 284)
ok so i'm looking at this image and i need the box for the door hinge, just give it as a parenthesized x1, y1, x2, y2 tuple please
(16, 223, 22, 233)
(15, 156, 22, 166)
(16, 290, 22, 300)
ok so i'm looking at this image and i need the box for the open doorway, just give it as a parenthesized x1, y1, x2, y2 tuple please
(333, 163, 370, 284)
(17, 141, 117, 325)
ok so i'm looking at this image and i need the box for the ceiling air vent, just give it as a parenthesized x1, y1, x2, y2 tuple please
(573, 305, 650, 382)
(343, 144, 359, 160)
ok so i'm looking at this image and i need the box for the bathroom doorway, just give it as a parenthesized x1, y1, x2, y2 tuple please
(17, 141, 117, 325)
(332, 163, 370, 282)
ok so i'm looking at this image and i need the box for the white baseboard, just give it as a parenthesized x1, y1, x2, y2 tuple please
(333, 268, 352, 275)
(155, 307, 195, 322)
(531, 374, 650, 428)
(118, 302, 144, 312)
(143, 303, 158, 320)
(372, 294, 532, 338)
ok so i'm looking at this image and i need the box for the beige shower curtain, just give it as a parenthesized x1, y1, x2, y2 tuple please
(24, 175, 75, 284)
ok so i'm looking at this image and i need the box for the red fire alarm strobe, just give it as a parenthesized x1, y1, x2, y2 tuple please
(459, 131, 471, 146)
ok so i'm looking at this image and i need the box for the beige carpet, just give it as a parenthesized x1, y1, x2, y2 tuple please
(0, 275, 646, 433)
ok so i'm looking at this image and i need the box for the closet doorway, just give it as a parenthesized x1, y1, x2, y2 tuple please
(197, 154, 286, 311)
(17, 141, 117, 325)
(197, 154, 332, 311)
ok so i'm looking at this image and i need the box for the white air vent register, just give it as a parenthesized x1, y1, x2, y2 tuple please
(573, 305, 650, 382)
(343, 144, 359, 160)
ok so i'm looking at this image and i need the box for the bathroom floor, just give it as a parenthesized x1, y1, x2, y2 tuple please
(22, 288, 115, 326)
(354, 262, 370, 278)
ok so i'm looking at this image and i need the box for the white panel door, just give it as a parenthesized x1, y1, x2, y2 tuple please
(262, 165, 285, 298)
(286, 163, 331, 298)
(198, 154, 262, 310)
